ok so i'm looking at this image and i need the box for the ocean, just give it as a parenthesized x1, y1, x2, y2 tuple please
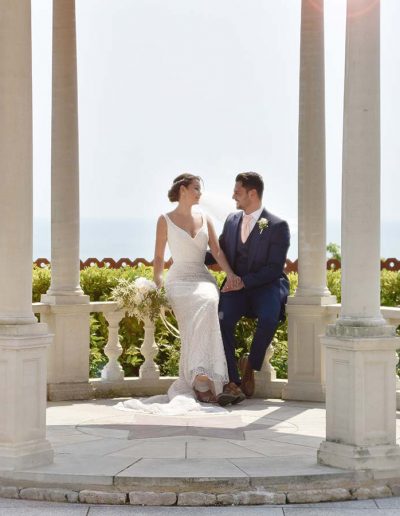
(33, 218, 400, 262)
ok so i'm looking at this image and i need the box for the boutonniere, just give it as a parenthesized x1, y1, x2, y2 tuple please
(258, 218, 269, 234)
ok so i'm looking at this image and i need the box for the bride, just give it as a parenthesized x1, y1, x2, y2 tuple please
(118, 173, 245, 413)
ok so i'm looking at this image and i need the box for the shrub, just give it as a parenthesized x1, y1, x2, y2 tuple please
(32, 266, 400, 380)
(32, 265, 51, 302)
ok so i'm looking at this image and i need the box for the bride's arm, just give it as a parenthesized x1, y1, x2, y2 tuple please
(207, 216, 240, 286)
(153, 215, 167, 288)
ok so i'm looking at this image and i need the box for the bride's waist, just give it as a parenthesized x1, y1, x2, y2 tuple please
(166, 262, 211, 281)
(169, 261, 206, 268)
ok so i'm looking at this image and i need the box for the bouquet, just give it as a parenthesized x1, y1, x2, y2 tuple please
(111, 277, 169, 323)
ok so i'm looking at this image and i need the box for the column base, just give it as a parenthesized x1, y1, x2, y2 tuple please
(40, 303, 91, 384)
(289, 294, 337, 305)
(318, 441, 400, 471)
(0, 440, 54, 471)
(0, 324, 53, 470)
(47, 382, 94, 401)
(321, 331, 399, 472)
(283, 299, 337, 402)
(282, 381, 325, 402)
(41, 293, 89, 305)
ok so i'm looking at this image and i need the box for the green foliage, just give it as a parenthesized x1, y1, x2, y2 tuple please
(32, 265, 400, 380)
(89, 314, 108, 377)
(32, 265, 51, 302)
(270, 324, 288, 379)
(381, 270, 400, 307)
(327, 270, 342, 302)
(327, 242, 341, 261)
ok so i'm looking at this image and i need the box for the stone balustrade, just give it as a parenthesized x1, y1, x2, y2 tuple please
(32, 300, 400, 404)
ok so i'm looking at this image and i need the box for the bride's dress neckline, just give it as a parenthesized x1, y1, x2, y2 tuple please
(165, 213, 205, 240)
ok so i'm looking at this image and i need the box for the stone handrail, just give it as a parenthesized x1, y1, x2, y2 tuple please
(33, 257, 400, 273)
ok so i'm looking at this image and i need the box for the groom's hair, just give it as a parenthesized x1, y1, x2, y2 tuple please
(236, 172, 264, 199)
(168, 173, 201, 202)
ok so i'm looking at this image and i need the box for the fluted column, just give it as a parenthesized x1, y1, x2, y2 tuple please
(0, 0, 53, 469)
(41, 0, 91, 400)
(43, 0, 86, 301)
(338, 0, 383, 329)
(0, 1, 37, 326)
(318, 0, 400, 471)
(283, 0, 336, 402)
(296, 0, 331, 301)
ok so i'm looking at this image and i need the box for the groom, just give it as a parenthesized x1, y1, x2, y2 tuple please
(209, 172, 290, 405)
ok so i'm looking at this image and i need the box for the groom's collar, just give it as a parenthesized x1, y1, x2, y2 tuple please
(242, 206, 263, 222)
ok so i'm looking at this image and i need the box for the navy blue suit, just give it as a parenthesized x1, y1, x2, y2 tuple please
(208, 209, 290, 385)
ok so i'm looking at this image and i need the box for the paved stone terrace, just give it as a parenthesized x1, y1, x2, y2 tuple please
(2, 497, 400, 515)
(1, 399, 400, 506)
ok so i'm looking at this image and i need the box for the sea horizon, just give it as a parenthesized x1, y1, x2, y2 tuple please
(33, 217, 400, 262)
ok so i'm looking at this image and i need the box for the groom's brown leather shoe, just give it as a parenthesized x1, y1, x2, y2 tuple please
(239, 354, 255, 398)
(217, 382, 245, 406)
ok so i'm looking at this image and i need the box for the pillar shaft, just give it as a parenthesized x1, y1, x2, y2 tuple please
(339, 0, 383, 325)
(42, 0, 90, 397)
(47, 0, 83, 297)
(296, 0, 330, 299)
(0, 0, 36, 324)
(0, 0, 53, 469)
(283, 0, 335, 403)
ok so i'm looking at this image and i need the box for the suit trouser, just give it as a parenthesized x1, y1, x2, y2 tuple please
(219, 286, 282, 385)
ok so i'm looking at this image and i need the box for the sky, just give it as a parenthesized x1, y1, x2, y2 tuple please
(31, 0, 400, 258)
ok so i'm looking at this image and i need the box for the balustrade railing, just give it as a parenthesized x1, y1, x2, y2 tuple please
(33, 299, 400, 403)
(33, 257, 400, 273)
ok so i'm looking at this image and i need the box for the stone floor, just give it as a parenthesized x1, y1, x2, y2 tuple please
(2, 496, 400, 515)
(1, 398, 400, 506)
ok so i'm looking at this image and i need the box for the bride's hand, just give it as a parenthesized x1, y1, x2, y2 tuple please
(154, 277, 163, 289)
(223, 273, 243, 292)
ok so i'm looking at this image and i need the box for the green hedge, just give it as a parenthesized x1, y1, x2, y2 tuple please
(32, 266, 400, 379)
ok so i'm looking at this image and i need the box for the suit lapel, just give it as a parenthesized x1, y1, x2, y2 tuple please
(247, 208, 269, 269)
(228, 212, 241, 265)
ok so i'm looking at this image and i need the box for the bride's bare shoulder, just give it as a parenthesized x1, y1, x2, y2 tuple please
(156, 215, 168, 228)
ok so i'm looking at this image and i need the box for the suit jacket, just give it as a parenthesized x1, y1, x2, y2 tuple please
(207, 208, 290, 304)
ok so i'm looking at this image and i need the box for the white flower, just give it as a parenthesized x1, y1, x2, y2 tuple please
(111, 275, 170, 323)
(134, 277, 156, 292)
(258, 217, 269, 234)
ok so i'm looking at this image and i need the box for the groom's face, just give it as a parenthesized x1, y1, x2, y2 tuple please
(232, 181, 251, 210)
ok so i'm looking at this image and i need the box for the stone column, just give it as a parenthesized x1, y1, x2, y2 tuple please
(283, 0, 336, 403)
(0, 0, 53, 469)
(318, 0, 400, 471)
(41, 0, 91, 401)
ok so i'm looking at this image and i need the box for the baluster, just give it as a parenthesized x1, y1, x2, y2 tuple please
(254, 343, 276, 397)
(101, 310, 125, 382)
(139, 317, 160, 380)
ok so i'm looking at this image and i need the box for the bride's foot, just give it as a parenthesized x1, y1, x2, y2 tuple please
(194, 389, 217, 404)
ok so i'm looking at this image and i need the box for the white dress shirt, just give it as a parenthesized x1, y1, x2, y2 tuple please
(242, 206, 264, 234)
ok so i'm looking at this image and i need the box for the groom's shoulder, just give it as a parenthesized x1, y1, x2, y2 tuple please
(225, 211, 241, 224)
(263, 209, 288, 227)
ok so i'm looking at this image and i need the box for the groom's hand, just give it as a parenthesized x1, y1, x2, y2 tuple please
(222, 275, 244, 292)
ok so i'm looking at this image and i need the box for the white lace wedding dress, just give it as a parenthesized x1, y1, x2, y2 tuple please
(116, 212, 229, 415)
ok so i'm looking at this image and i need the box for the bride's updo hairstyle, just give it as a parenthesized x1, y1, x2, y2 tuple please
(168, 173, 201, 202)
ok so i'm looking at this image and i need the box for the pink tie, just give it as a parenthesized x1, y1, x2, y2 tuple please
(241, 214, 253, 243)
